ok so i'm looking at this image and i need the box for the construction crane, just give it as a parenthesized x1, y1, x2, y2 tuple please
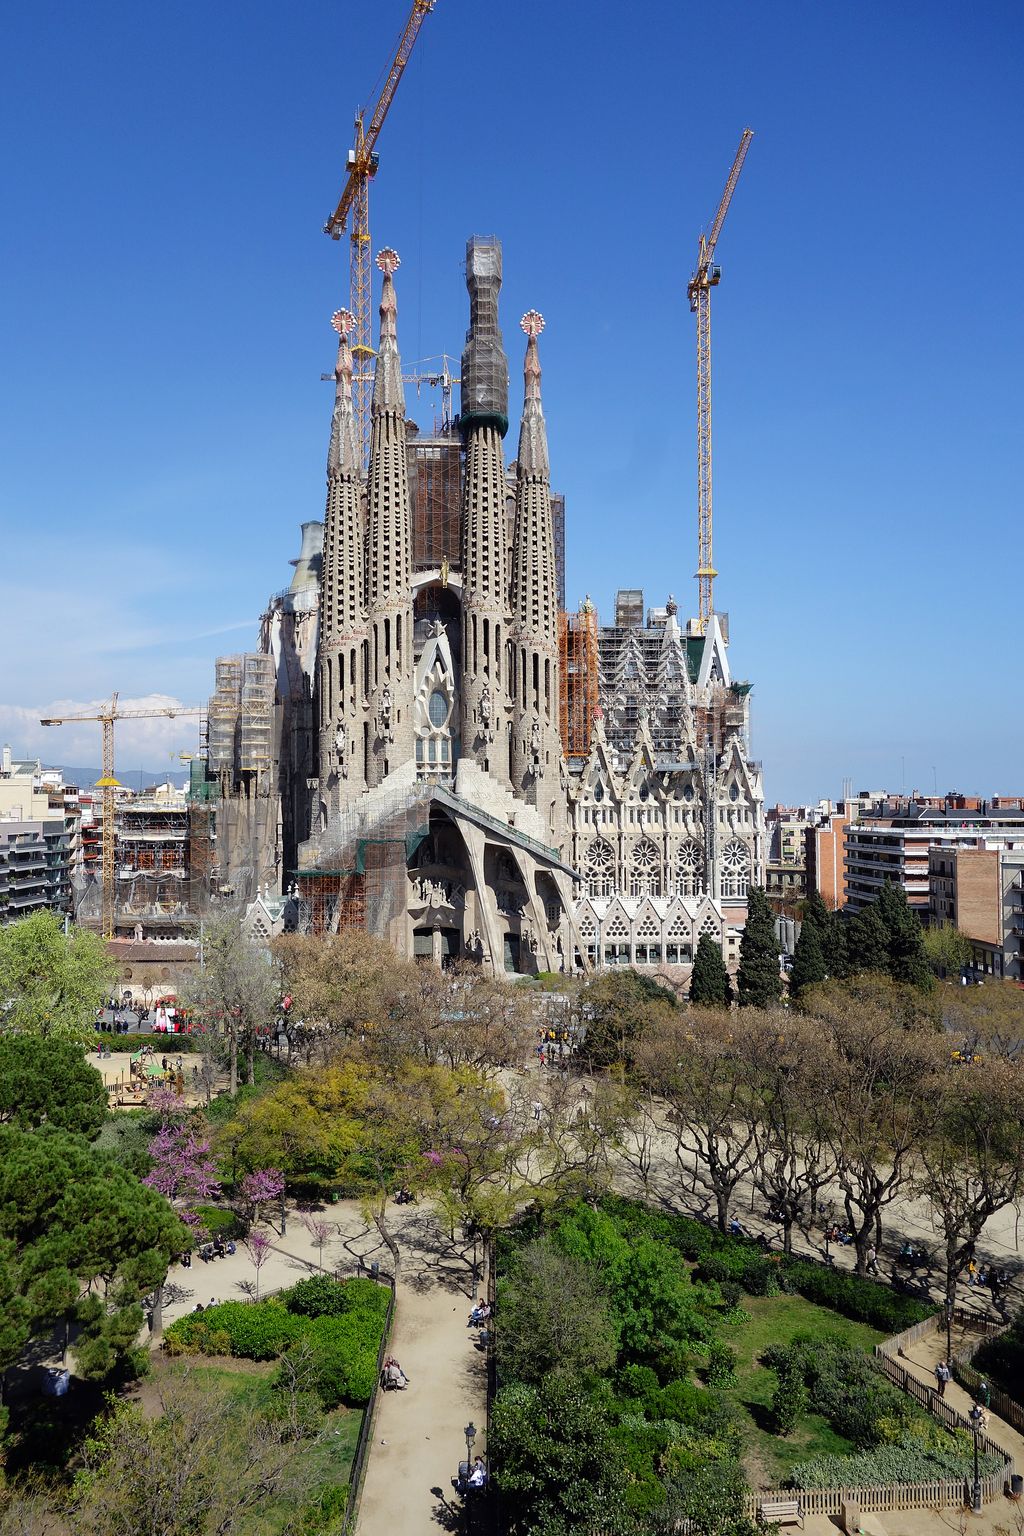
(324, 0, 436, 462)
(687, 128, 753, 634)
(321, 349, 460, 433)
(40, 695, 204, 940)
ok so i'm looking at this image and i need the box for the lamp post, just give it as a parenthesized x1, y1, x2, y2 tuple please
(969, 1404, 983, 1513)
(945, 1295, 953, 1366)
(464, 1421, 477, 1465)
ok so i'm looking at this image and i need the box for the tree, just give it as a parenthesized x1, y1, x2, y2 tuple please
(844, 904, 890, 975)
(578, 968, 678, 1070)
(876, 879, 932, 990)
(915, 1058, 1024, 1313)
(0, 1125, 184, 1378)
(244, 1230, 273, 1301)
(181, 913, 280, 1093)
(637, 1007, 757, 1233)
(811, 990, 941, 1273)
(0, 1035, 108, 1138)
(789, 922, 826, 999)
(0, 911, 114, 1043)
(689, 935, 732, 1007)
(240, 1167, 285, 1226)
(67, 1361, 328, 1536)
(496, 1238, 618, 1386)
(490, 1376, 632, 1536)
(144, 1098, 221, 1236)
(922, 922, 972, 979)
(802, 890, 848, 979)
(736, 886, 782, 1009)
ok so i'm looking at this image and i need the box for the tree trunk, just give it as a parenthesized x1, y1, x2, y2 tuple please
(151, 1282, 164, 1336)
(229, 1029, 238, 1098)
(782, 1217, 794, 1254)
(371, 1206, 402, 1282)
(714, 1185, 730, 1234)
(246, 1032, 256, 1087)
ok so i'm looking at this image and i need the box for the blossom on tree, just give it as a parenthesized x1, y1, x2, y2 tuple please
(144, 1107, 221, 1232)
(240, 1167, 286, 1221)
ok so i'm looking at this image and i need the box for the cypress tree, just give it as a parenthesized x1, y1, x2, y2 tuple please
(690, 934, 732, 1007)
(845, 904, 889, 974)
(876, 879, 932, 989)
(737, 885, 783, 1009)
(790, 920, 826, 999)
(803, 889, 848, 979)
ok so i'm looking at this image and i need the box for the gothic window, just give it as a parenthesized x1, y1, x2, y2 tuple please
(594, 779, 604, 803)
(729, 781, 740, 802)
(428, 690, 448, 727)
(629, 837, 662, 898)
(683, 783, 694, 802)
(636, 911, 660, 941)
(674, 839, 705, 898)
(720, 838, 751, 899)
(584, 838, 615, 899)
(698, 912, 721, 941)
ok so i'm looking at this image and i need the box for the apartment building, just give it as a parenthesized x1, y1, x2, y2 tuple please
(845, 804, 1024, 913)
(929, 841, 1024, 981)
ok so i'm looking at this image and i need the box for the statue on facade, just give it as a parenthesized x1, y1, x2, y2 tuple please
(334, 720, 348, 777)
(379, 684, 394, 743)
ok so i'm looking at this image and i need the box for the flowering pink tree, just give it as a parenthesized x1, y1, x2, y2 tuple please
(145, 1099, 221, 1236)
(245, 1229, 273, 1300)
(240, 1167, 286, 1227)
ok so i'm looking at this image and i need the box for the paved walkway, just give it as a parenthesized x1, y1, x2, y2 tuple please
(154, 1198, 487, 1536)
(891, 1323, 1024, 1472)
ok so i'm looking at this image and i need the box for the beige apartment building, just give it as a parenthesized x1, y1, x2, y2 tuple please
(929, 841, 1024, 981)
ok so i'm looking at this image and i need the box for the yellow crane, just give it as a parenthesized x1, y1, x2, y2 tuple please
(40, 694, 204, 939)
(324, 0, 436, 462)
(687, 128, 753, 634)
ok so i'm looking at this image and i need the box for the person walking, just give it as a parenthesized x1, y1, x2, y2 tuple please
(866, 1244, 880, 1275)
(935, 1360, 951, 1397)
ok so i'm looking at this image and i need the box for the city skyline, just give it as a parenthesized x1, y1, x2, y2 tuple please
(2, 1, 1021, 801)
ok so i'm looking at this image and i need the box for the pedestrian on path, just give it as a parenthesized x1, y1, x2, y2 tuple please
(866, 1245, 879, 1275)
(978, 1377, 991, 1409)
(935, 1360, 951, 1397)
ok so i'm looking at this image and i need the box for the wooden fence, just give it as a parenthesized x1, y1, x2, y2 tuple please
(342, 1275, 397, 1536)
(745, 1471, 1003, 1519)
(951, 1320, 1024, 1434)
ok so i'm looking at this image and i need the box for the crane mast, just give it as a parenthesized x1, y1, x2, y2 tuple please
(41, 696, 203, 939)
(687, 128, 753, 634)
(324, 1, 435, 462)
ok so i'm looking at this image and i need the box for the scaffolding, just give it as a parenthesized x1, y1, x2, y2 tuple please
(240, 654, 275, 773)
(208, 657, 242, 772)
(409, 431, 462, 570)
(558, 600, 600, 759)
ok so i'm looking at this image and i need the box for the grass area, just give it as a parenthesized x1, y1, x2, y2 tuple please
(721, 1291, 884, 1484)
(161, 1358, 361, 1533)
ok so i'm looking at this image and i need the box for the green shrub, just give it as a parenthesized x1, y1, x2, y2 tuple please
(704, 1341, 737, 1387)
(163, 1300, 304, 1361)
(771, 1359, 808, 1436)
(301, 1316, 381, 1406)
(283, 1274, 390, 1321)
(790, 1441, 1004, 1490)
(616, 1363, 660, 1410)
(654, 1378, 718, 1426)
(192, 1205, 242, 1241)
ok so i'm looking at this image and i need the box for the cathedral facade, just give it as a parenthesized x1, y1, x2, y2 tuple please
(214, 235, 764, 977)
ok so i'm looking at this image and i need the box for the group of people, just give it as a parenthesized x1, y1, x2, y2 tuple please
(380, 1356, 408, 1391)
(452, 1458, 487, 1495)
(197, 1237, 236, 1262)
(469, 1298, 491, 1327)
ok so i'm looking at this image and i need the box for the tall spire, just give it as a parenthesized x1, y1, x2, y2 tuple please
(516, 308, 549, 479)
(365, 247, 414, 783)
(510, 311, 563, 837)
(372, 248, 404, 416)
(316, 307, 368, 815)
(328, 308, 360, 477)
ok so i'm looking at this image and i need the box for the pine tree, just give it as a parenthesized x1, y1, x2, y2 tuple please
(876, 879, 932, 989)
(790, 921, 826, 999)
(737, 885, 783, 1009)
(803, 889, 848, 979)
(844, 904, 889, 974)
(690, 934, 732, 1007)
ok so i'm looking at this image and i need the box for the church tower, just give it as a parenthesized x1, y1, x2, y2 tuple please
(365, 249, 414, 785)
(316, 307, 366, 816)
(509, 310, 564, 845)
(459, 237, 511, 786)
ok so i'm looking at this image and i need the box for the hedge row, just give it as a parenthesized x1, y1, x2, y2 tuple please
(163, 1275, 390, 1407)
(598, 1196, 934, 1335)
(790, 1441, 1004, 1491)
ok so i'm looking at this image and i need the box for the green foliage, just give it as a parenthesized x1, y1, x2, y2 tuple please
(192, 1204, 243, 1240)
(0, 1123, 184, 1376)
(704, 1340, 737, 1386)
(0, 910, 115, 1042)
(490, 1376, 634, 1536)
(290, 1314, 380, 1407)
(922, 922, 973, 978)
(790, 922, 826, 999)
(769, 1334, 913, 1449)
(91, 1106, 160, 1176)
(689, 934, 733, 1007)
(580, 968, 679, 1069)
(0, 1034, 108, 1137)
(165, 1299, 305, 1360)
(801, 890, 848, 980)
(770, 1355, 807, 1435)
(497, 1236, 618, 1386)
(844, 904, 890, 975)
(736, 887, 782, 1009)
(973, 1305, 1024, 1400)
(789, 1439, 1003, 1490)
(876, 879, 933, 989)
(284, 1273, 389, 1321)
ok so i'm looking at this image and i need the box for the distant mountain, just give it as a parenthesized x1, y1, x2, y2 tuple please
(45, 764, 190, 792)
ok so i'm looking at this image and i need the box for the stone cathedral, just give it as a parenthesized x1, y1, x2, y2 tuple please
(214, 236, 765, 978)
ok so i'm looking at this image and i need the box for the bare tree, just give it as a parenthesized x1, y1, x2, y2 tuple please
(637, 1007, 758, 1232)
(182, 912, 281, 1094)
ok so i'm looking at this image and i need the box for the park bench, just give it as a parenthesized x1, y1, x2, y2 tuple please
(757, 1499, 804, 1529)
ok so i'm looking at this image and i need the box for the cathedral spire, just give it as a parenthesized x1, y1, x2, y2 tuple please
(372, 248, 404, 416)
(516, 309, 549, 479)
(328, 308, 360, 478)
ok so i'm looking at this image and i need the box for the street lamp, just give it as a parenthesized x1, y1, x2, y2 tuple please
(465, 1420, 477, 1467)
(969, 1404, 983, 1513)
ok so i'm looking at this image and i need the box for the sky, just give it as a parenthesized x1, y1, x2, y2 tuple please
(1, 1, 1021, 800)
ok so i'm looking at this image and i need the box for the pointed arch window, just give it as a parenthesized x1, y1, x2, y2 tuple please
(674, 839, 705, 898)
(584, 838, 615, 899)
(720, 838, 751, 899)
(629, 837, 662, 898)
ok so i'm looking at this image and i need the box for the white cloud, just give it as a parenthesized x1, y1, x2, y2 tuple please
(0, 694, 207, 772)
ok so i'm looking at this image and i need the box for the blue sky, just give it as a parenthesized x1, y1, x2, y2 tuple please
(2, 1, 1021, 800)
